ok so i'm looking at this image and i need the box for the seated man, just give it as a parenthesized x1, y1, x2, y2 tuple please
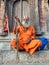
(10, 16, 42, 55)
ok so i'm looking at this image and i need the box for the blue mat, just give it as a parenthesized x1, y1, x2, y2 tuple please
(38, 37, 49, 50)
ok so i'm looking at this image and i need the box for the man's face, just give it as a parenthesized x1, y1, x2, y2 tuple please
(22, 18, 30, 27)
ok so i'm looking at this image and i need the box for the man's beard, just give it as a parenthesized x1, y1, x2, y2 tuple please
(22, 21, 30, 27)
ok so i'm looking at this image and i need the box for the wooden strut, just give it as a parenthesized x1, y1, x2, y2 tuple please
(16, 25, 19, 62)
(15, 0, 23, 61)
(15, 17, 24, 62)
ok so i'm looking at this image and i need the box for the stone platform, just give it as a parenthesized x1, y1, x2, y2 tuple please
(0, 50, 49, 65)
(0, 33, 16, 50)
(0, 33, 49, 65)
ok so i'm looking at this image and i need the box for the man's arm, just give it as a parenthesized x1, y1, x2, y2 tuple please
(15, 17, 24, 26)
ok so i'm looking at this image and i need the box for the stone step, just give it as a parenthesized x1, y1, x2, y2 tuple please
(0, 34, 16, 41)
(0, 33, 16, 50)
(2, 63, 49, 65)
(0, 42, 11, 50)
(0, 50, 49, 65)
(0, 35, 11, 50)
(0, 36, 11, 39)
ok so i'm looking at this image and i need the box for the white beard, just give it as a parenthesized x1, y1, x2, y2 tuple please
(22, 21, 30, 27)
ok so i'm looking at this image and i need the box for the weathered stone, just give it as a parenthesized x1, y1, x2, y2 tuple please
(18, 52, 28, 63)
(0, 33, 16, 50)
(0, 51, 3, 65)
(3, 63, 22, 65)
(23, 63, 49, 65)
(0, 42, 11, 50)
(0, 50, 49, 64)
(18, 51, 49, 63)
(2, 50, 19, 64)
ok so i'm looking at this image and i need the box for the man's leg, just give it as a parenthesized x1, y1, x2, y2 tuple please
(24, 40, 42, 55)
(29, 40, 42, 55)
(10, 39, 17, 49)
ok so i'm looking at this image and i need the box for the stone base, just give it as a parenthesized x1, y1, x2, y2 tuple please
(0, 33, 16, 50)
(0, 50, 49, 65)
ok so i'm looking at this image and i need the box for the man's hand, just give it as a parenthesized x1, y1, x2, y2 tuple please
(26, 38, 32, 44)
(15, 16, 23, 26)
(14, 16, 18, 24)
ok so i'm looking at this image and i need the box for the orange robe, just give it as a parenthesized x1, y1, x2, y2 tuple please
(10, 25, 42, 55)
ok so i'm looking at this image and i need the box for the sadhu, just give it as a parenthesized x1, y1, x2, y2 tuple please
(10, 16, 42, 55)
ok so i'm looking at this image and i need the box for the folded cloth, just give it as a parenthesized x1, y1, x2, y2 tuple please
(38, 37, 49, 50)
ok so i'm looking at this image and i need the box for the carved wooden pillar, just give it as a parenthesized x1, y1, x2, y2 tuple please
(38, 0, 47, 33)
(29, 0, 35, 26)
(6, 0, 13, 32)
(35, 0, 42, 35)
(0, 0, 5, 34)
